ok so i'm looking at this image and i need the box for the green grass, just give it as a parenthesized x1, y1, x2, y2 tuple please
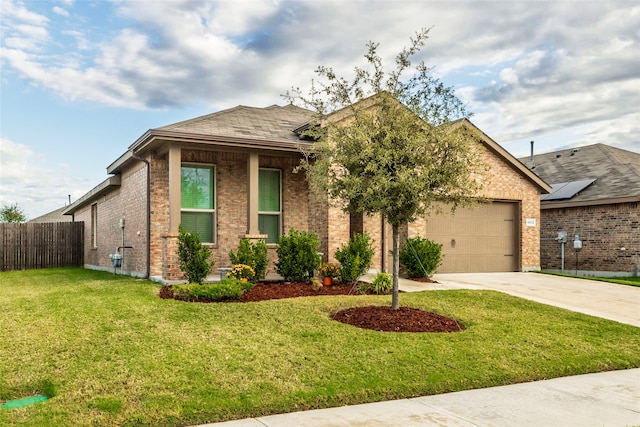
(1, 268, 640, 426)
(539, 270, 640, 287)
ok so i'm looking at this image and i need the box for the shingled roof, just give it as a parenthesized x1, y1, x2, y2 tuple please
(519, 143, 640, 207)
(156, 104, 315, 144)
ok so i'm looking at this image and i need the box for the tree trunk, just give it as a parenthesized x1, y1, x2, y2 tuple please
(391, 223, 400, 310)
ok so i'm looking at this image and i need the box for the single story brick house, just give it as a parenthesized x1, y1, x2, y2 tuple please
(520, 143, 640, 276)
(63, 102, 550, 281)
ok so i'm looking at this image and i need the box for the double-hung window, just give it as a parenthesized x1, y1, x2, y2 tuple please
(181, 164, 215, 243)
(258, 168, 281, 244)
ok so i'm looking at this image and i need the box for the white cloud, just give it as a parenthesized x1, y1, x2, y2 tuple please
(52, 6, 69, 17)
(0, 138, 91, 219)
(1, 0, 48, 25)
(0, 0, 638, 155)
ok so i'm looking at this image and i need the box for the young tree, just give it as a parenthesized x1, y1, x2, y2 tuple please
(287, 29, 485, 309)
(0, 203, 27, 223)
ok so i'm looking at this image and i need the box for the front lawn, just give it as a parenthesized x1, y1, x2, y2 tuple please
(1, 268, 639, 426)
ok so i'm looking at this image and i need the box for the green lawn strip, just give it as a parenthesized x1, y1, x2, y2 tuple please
(1, 268, 639, 426)
(538, 270, 640, 287)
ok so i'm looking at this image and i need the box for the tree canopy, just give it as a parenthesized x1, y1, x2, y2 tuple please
(286, 29, 486, 309)
(0, 203, 27, 223)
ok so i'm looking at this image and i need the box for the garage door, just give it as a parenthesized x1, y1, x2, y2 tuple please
(424, 201, 519, 273)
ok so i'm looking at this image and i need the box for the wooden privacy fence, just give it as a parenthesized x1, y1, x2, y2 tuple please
(0, 222, 84, 271)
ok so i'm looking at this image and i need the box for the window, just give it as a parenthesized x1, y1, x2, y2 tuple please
(91, 203, 98, 248)
(181, 164, 215, 243)
(258, 168, 281, 244)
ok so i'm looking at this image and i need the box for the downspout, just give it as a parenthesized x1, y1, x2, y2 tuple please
(131, 153, 151, 278)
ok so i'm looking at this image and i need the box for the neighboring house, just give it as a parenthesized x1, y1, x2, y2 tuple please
(520, 144, 640, 276)
(28, 206, 73, 223)
(63, 101, 550, 282)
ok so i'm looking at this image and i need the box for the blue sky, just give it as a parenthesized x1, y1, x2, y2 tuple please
(1, 0, 639, 219)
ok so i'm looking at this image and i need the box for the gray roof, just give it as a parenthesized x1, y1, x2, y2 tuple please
(519, 143, 640, 205)
(28, 206, 73, 223)
(156, 104, 315, 144)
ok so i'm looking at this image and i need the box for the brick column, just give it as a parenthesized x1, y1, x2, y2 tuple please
(168, 146, 181, 234)
(247, 152, 260, 236)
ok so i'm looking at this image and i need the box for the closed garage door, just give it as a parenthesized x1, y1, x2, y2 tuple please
(424, 201, 519, 273)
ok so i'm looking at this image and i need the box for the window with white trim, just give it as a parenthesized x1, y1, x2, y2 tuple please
(258, 168, 281, 244)
(91, 203, 98, 248)
(181, 164, 216, 243)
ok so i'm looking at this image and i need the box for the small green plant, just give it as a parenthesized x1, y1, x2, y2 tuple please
(227, 264, 255, 282)
(172, 278, 254, 302)
(275, 229, 322, 282)
(399, 236, 443, 278)
(335, 232, 374, 285)
(229, 238, 268, 281)
(318, 262, 340, 279)
(177, 225, 215, 284)
(371, 272, 392, 294)
(357, 272, 392, 295)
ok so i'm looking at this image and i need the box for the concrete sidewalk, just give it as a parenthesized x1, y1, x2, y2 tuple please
(203, 369, 640, 426)
(197, 273, 640, 427)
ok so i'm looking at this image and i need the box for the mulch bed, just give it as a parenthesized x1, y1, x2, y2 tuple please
(159, 280, 464, 333)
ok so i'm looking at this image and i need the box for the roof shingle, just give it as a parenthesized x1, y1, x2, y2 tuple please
(519, 143, 640, 203)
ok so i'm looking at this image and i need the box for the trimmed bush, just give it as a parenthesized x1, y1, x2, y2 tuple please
(177, 225, 215, 284)
(335, 232, 374, 285)
(399, 236, 443, 278)
(276, 229, 321, 282)
(229, 238, 268, 281)
(172, 278, 254, 302)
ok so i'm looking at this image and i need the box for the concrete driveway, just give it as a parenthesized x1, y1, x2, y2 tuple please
(404, 272, 640, 327)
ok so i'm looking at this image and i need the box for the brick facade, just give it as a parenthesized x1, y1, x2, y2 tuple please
(541, 202, 639, 274)
(72, 117, 546, 279)
(74, 163, 148, 277)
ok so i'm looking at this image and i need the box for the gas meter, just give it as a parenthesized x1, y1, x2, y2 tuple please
(573, 235, 582, 250)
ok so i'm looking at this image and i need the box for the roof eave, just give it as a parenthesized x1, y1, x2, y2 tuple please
(108, 130, 312, 174)
(62, 175, 122, 215)
(541, 195, 640, 209)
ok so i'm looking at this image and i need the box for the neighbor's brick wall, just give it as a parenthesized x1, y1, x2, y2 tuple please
(541, 202, 639, 273)
(75, 162, 148, 277)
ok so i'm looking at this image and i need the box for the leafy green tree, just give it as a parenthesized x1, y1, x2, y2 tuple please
(287, 29, 485, 309)
(0, 203, 27, 223)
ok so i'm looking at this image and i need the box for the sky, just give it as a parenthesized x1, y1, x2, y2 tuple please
(1, 0, 639, 220)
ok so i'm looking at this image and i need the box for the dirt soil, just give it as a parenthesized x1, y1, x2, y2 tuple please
(160, 280, 464, 333)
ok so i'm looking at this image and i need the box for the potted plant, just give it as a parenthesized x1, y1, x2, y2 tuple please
(227, 264, 255, 283)
(318, 262, 340, 286)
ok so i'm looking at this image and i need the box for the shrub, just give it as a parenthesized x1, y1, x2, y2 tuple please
(335, 232, 374, 285)
(172, 278, 254, 302)
(399, 236, 443, 278)
(227, 264, 255, 282)
(357, 272, 392, 295)
(229, 238, 268, 281)
(275, 229, 321, 282)
(177, 225, 215, 284)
